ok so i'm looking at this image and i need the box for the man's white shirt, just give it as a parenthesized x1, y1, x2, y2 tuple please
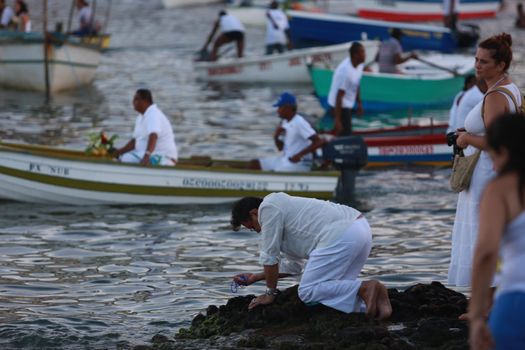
(1, 5, 14, 27)
(265, 9, 289, 45)
(281, 114, 316, 161)
(219, 14, 245, 33)
(328, 58, 364, 109)
(133, 104, 178, 161)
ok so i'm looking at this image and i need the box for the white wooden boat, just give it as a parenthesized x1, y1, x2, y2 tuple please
(0, 32, 101, 93)
(194, 41, 379, 83)
(0, 142, 339, 205)
(162, 0, 221, 8)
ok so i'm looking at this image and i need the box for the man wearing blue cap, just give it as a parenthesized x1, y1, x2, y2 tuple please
(250, 92, 323, 172)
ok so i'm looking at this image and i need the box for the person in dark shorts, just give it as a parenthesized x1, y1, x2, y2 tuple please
(201, 10, 245, 61)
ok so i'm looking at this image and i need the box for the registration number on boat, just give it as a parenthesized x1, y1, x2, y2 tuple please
(28, 162, 70, 176)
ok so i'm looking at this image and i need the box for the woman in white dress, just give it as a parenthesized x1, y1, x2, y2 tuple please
(448, 33, 522, 287)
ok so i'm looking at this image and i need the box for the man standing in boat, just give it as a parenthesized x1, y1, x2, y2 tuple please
(250, 92, 324, 172)
(376, 28, 418, 74)
(230, 193, 392, 320)
(201, 10, 245, 61)
(113, 89, 178, 166)
(265, 1, 292, 55)
(327, 42, 366, 136)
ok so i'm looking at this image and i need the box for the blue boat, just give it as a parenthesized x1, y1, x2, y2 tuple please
(288, 10, 478, 53)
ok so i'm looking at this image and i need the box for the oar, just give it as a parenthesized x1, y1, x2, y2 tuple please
(414, 57, 461, 77)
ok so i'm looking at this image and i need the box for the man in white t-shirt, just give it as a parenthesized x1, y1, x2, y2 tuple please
(201, 10, 245, 61)
(0, 0, 14, 29)
(447, 74, 476, 133)
(230, 193, 392, 320)
(454, 78, 487, 131)
(114, 89, 178, 166)
(265, 1, 292, 55)
(251, 92, 324, 172)
(327, 42, 366, 136)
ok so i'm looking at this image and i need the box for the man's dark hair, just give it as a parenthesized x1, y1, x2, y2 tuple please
(230, 197, 263, 231)
(135, 89, 153, 104)
(219, 10, 227, 16)
(349, 42, 363, 57)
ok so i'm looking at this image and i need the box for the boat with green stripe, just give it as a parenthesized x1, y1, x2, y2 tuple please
(309, 53, 474, 112)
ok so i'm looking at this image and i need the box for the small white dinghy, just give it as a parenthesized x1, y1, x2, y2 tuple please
(193, 40, 379, 83)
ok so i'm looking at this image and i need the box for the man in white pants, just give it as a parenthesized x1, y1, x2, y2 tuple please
(231, 193, 392, 320)
(114, 89, 178, 166)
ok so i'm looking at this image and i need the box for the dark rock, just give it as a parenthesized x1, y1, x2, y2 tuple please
(175, 282, 469, 349)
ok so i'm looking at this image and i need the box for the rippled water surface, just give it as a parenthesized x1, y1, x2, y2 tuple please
(0, 0, 524, 348)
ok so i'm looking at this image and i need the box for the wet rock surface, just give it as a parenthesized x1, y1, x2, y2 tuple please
(136, 282, 469, 350)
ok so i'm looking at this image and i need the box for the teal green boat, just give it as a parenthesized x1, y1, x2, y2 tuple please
(309, 53, 474, 112)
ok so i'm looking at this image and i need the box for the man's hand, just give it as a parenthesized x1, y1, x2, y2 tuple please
(140, 153, 151, 166)
(288, 154, 302, 163)
(356, 103, 364, 116)
(233, 273, 258, 286)
(248, 294, 275, 310)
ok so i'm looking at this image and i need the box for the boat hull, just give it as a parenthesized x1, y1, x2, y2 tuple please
(194, 41, 379, 83)
(356, 0, 499, 22)
(0, 33, 101, 93)
(288, 10, 459, 52)
(309, 55, 473, 111)
(365, 134, 450, 167)
(0, 143, 338, 205)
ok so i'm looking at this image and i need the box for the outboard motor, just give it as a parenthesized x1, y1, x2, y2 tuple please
(322, 136, 368, 205)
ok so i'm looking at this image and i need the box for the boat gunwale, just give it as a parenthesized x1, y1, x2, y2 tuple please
(286, 10, 452, 33)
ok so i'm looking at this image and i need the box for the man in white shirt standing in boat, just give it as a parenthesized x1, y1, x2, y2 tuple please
(265, 1, 292, 55)
(250, 92, 324, 172)
(201, 10, 245, 61)
(114, 89, 178, 166)
(0, 0, 14, 29)
(327, 42, 366, 136)
(230, 193, 392, 320)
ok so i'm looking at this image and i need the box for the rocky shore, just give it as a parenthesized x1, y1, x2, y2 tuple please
(134, 281, 469, 350)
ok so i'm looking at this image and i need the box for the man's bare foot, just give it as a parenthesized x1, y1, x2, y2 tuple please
(359, 280, 392, 320)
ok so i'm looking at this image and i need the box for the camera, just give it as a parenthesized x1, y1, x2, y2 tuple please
(446, 132, 458, 147)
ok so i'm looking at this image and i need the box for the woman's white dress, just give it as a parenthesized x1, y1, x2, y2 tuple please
(448, 83, 522, 287)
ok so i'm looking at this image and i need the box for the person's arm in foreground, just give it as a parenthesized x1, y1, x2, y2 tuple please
(468, 181, 506, 350)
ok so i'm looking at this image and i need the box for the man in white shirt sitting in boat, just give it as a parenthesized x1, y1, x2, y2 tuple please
(0, 0, 15, 29)
(230, 193, 392, 320)
(201, 10, 245, 61)
(114, 89, 178, 166)
(327, 42, 366, 136)
(265, 1, 292, 55)
(250, 92, 324, 172)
